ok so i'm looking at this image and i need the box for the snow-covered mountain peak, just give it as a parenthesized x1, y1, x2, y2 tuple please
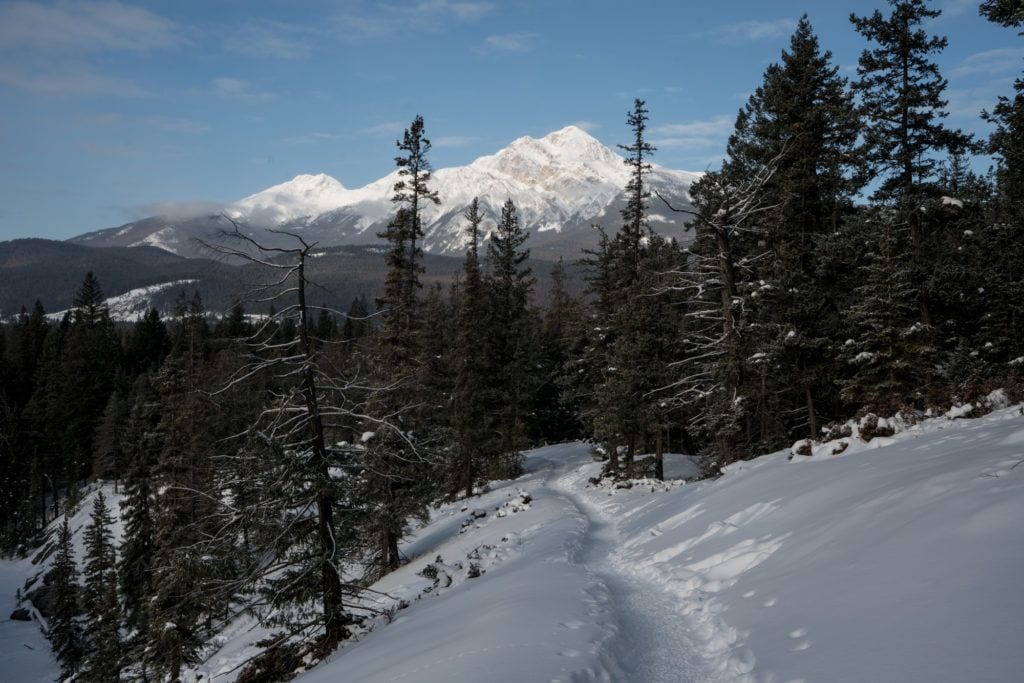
(233, 172, 350, 225)
(472, 125, 627, 189)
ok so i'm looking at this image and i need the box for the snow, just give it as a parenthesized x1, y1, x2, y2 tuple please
(0, 562, 57, 681)
(941, 196, 964, 208)
(45, 279, 197, 322)
(227, 126, 702, 254)
(7, 407, 1024, 681)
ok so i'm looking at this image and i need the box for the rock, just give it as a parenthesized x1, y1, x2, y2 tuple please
(9, 608, 31, 621)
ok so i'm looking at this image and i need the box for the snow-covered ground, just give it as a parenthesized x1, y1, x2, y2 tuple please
(4, 404, 1023, 681)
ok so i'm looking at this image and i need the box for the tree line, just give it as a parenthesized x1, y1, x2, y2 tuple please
(0, 0, 1021, 679)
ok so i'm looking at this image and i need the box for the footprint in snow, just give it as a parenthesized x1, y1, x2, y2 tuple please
(742, 590, 756, 598)
(790, 640, 812, 652)
(560, 620, 585, 630)
(788, 628, 807, 639)
(762, 597, 777, 607)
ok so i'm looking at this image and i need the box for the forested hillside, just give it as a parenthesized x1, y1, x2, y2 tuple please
(1, 2, 1022, 681)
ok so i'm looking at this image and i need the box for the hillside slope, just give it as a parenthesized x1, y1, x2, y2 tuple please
(4, 404, 1022, 681)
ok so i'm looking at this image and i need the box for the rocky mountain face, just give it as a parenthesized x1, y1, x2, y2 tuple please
(71, 126, 701, 261)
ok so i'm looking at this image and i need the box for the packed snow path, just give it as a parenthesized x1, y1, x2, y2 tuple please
(0, 562, 58, 681)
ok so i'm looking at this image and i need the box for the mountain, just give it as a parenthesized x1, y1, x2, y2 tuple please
(71, 126, 701, 260)
(0, 240, 583, 319)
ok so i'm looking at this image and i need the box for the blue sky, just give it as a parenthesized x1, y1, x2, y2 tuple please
(0, 0, 1019, 240)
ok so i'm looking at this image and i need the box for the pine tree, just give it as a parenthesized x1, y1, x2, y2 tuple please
(449, 199, 495, 497)
(362, 115, 441, 573)
(840, 210, 936, 412)
(47, 518, 84, 678)
(720, 16, 862, 441)
(93, 391, 129, 490)
(979, 3, 1024, 367)
(484, 198, 537, 478)
(63, 272, 121, 481)
(851, 0, 970, 328)
(81, 491, 122, 682)
(119, 374, 161, 631)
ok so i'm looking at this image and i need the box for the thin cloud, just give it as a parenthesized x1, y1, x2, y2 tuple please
(0, 64, 149, 97)
(940, 0, 978, 18)
(79, 140, 144, 158)
(332, 0, 491, 42)
(479, 32, 538, 53)
(146, 117, 210, 134)
(571, 120, 601, 133)
(124, 200, 225, 221)
(653, 115, 735, 149)
(433, 135, 478, 148)
(224, 20, 317, 60)
(951, 47, 1024, 78)
(283, 132, 343, 145)
(0, 0, 181, 54)
(362, 121, 407, 135)
(711, 18, 796, 43)
(210, 77, 277, 103)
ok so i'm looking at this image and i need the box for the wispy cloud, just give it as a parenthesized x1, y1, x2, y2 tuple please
(652, 115, 734, 149)
(333, 0, 492, 42)
(940, 0, 978, 18)
(710, 18, 796, 43)
(79, 140, 144, 158)
(283, 132, 343, 145)
(433, 135, 478, 148)
(0, 64, 149, 97)
(210, 77, 276, 103)
(479, 32, 538, 53)
(951, 47, 1024, 78)
(79, 113, 210, 133)
(224, 20, 317, 60)
(123, 200, 225, 221)
(362, 121, 407, 135)
(571, 120, 601, 133)
(0, 0, 181, 53)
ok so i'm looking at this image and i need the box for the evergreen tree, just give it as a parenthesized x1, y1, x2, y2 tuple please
(93, 391, 129, 489)
(63, 272, 121, 481)
(720, 16, 862, 441)
(450, 199, 495, 497)
(840, 211, 936, 412)
(47, 519, 84, 678)
(484, 198, 537, 477)
(362, 115, 441, 573)
(81, 491, 122, 682)
(851, 0, 970, 327)
(119, 374, 161, 631)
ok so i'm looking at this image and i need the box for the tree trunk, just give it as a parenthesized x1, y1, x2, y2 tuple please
(654, 431, 664, 481)
(297, 259, 347, 648)
(805, 384, 818, 440)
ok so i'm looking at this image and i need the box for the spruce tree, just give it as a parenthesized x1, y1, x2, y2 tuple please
(119, 374, 161, 631)
(47, 518, 84, 678)
(450, 199, 496, 496)
(721, 16, 862, 441)
(851, 0, 970, 327)
(81, 491, 122, 682)
(362, 115, 441, 572)
(484, 198, 537, 478)
(840, 211, 936, 412)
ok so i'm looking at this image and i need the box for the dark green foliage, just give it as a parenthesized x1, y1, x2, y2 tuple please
(840, 213, 936, 412)
(47, 519, 84, 678)
(119, 374, 161, 630)
(81, 491, 122, 682)
(851, 0, 968, 204)
(484, 199, 537, 478)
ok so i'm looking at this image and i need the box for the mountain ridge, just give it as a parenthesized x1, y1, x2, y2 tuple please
(71, 126, 701, 260)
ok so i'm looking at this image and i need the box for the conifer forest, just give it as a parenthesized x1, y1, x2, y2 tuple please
(1, 2, 1023, 681)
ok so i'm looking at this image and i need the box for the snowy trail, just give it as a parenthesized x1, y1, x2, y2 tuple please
(0, 561, 58, 681)
(539, 452, 722, 683)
